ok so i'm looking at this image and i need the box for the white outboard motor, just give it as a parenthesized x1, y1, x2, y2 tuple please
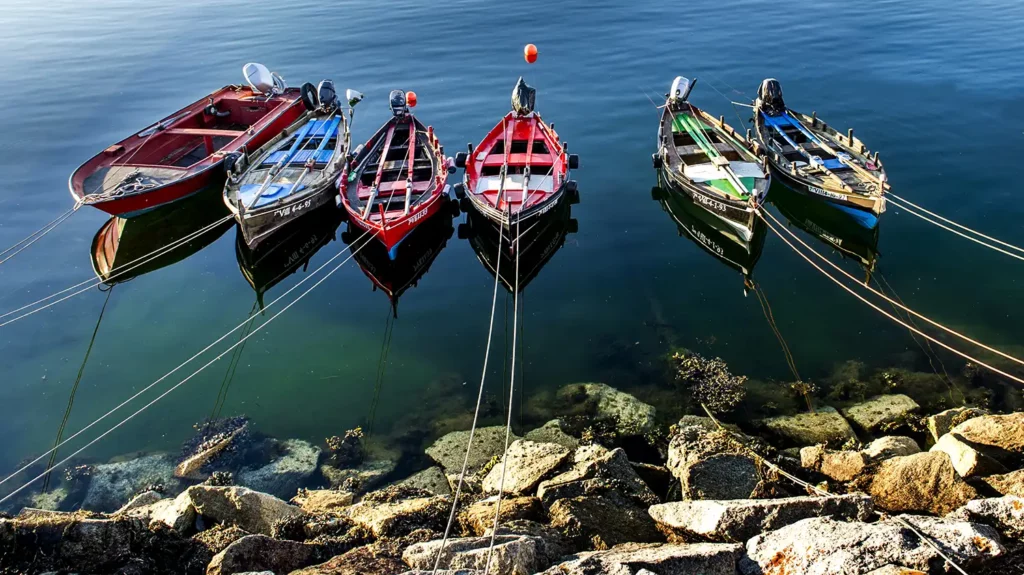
(389, 89, 409, 116)
(757, 78, 786, 116)
(511, 77, 536, 115)
(243, 63, 286, 96)
(669, 76, 696, 104)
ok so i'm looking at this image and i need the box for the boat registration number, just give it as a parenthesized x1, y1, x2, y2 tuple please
(694, 193, 729, 214)
(808, 186, 845, 201)
(275, 199, 313, 218)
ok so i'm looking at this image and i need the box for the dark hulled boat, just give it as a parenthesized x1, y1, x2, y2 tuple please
(752, 78, 887, 229)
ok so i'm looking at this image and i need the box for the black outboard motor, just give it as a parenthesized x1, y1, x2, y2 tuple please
(757, 78, 786, 116)
(389, 90, 409, 116)
(511, 77, 536, 115)
(317, 80, 339, 111)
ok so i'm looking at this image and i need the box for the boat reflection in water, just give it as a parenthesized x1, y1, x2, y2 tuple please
(460, 197, 578, 293)
(767, 181, 880, 281)
(235, 203, 345, 309)
(344, 197, 457, 316)
(654, 170, 765, 295)
(90, 184, 233, 284)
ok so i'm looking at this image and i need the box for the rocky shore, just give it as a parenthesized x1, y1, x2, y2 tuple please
(2, 361, 1024, 574)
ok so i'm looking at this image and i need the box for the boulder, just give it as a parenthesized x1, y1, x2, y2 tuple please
(524, 419, 579, 450)
(952, 495, 1024, 538)
(403, 535, 548, 575)
(176, 419, 249, 479)
(29, 485, 70, 511)
(982, 469, 1024, 497)
(864, 566, 927, 575)
(188, 485, 304, 536)
(237, 439, 320, 500)
(803, 436, 921, 483)
(556, 383, 656, 436)
(949, 413, 1024, 466)
(485, 519, 575, 561)
(461, 496, 544, 536)
(927, 407, 989, 444)
(649, 494, 873, 542)
(290, 544, 407, 575)
(740, 515, 1003, 574)
(842, 394, 920, 433)
(114, 490, 163, 514)
(345, 486, 450, 538)
(631, 462, 673, 499)
(930, 433, 1007, 478)
(191, 524, 250, 559)
(320, 459, 395, 492)
(0, 511, 140, 573)
(666, 424, 760, 500)
(206, 534, 318, 575)
(537, 542, 744, 575)
(548, 493, 663, 549)
(536, 445, 657, 507)
(148, 489, 197, 532)
(290, 489, 355, 514)
(869, 452, 977, 515)
(863, 436, 921, 460)
(761, 406, 857, 446)
(82, 453, 181, 512)
(799, 445, 825, 471)
(483, 440, 570, 495)
(819, 451, 869, 483)
(426, 427, 521, 475)
(399, 466, 452, 496)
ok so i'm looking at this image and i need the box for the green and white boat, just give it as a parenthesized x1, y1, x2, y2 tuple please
(654, 76, 769, 241)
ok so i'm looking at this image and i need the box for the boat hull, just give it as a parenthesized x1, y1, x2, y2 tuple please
(769, 165, 881, 229)
(660, 168, 763, 243)
(344, 189, 449, 260)
(235, 183, 339, 249)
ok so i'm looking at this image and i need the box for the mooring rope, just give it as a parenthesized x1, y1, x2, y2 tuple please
(208, 303, 259, 423)
(367, 305, 395, 435)
(752, 282, 802, 383)
(0, 230, 376, 504)
(889, 192, 1024, 255)
(761, 208, 1024, 369)
(758, 210, 1024, 386)
(0, 230, 374, 491)
(0, 205, 80, 266)
(888, 196, 1024, 263)
(0, 214, 234, 327)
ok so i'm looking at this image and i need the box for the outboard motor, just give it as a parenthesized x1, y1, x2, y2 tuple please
(757, 78, 786, 116)
(669, 76, 696, 105)
(389, 89, 409, 116)
(511, 77, 536, 115)
(317, 80, 339, 111)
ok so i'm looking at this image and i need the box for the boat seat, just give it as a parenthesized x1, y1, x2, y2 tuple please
(481, 153, 555, 167)
(262, 149, 335, 165)
(675, 143, 733, 156)
(164, 128, 246, 137)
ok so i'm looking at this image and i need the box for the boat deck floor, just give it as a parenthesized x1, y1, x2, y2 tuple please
(82, 166, 185, 197)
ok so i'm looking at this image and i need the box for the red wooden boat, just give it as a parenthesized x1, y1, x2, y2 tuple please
(70, 64, 306, 217)
(339, 91, 453, 260)
(453, 77, 579, 232)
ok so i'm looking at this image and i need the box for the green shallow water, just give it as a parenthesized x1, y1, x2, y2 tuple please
(0, 0, 1022, 494)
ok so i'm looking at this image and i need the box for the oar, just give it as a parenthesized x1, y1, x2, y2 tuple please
(286, 115, 341, 196)
(248, 120, 316, 209)
(784, 112, 886, 191)
(402, 117, 415, 216)
(362, 122, 398, 220)
(762, 112, 849, 191)
(681, 113, 748, 200)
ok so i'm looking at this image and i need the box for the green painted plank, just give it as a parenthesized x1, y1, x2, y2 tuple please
(707, 176, 753, 200)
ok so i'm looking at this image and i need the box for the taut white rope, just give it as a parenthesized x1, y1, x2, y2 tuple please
(889, 192, 1024, 255)
(888, 196, 1024, 262)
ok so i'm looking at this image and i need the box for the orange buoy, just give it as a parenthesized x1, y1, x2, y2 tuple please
(524, 44, 538, 64)
(406, 91, 418, 107)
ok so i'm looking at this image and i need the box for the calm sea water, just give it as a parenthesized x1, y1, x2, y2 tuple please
(1, 0, 1022, 478)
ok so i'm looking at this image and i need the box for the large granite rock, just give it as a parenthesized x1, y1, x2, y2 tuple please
(426, 426, 521, 474)
(803, 436, 921, 483)
(524, 419, 580, 450)
(399, 466, 452, 496)
(549, 493, 664, 549)
(483, 440, 570, 495)
(206, 534, 318, 575)
(290, 489, 355, 514)
(842, 394, 920, 433)
(761, 406, 857, 446)
(930, 433, 1007, 478)
(403, 534, 549, 575)
(237, 439, 320, 500)
(982, 469, 1024, 497)
(863, 436, 921, 460)
(461, 496, 544, 536)
(949, 413, 1024, 466)
(740, 515, 1003, 574)
(927, 407, 989, 444)
(556, 383, 656, 436)
(345, 486, 450, 538)
(536, 445, 657, 507)
(82, 453, 180, 512)
(290, 544, 407, 575)
(538, 542, 744, 575)
(666, 423, 759, 500)
(649, 494, 873, 542)
(147, 489, 196, 532)
(188, 485, 304, 536)
(952, 495, 1024, 538)
(869, 452, 977, 515)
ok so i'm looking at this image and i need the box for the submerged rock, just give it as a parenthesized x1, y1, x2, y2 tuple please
(949, 412, 1024, 467)
(175, 418, 249, 480)
(399, 466, 452, 496)
(538, 542, 744, 575)
(930, 433, 1007, 478)
(649, 494, 873, 543)
(345, 486, 449, 538)
(206, 534, 319, 575)
(761, 406, 857, 446)
(869, 452, 977, 515)
(237, 438, 320, 500)
(82, 453, 181, 513)
(320, 459, 395, 492)
(188, 485, 304, 536)
(842, 394, 920, 433)
(927, 407, 988, 444)
(740, 515, 1003, 574)
(524, 419, 580, 450)
(556, 382, 657, 436)
(549, 492, 664, 549)
(536, 445, 657, 507)
(483, 440, 570, 495)
(426, 427, 521, 475)
(403, 534, 549, 575)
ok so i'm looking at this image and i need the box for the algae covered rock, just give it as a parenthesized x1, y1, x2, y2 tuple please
(949, 412, 1024, 467)
(206, 534, 319, 575)
(320, 458, 395, 492)
(539, 542, 744, 575)
(549, 492, 664, 549)
(399, 466, 452, 496)
(556, 382, 657, 436)
(842, 394, 920, 433)
(426, 426, 521, 474)
(290, 488, 355, 514)
(82, 453, 181, 512)
(345, 485, 450, 538)
(537, 445, 657, 507)
(524, 419, 580, 450)
(482, 440, 570, 495)
(461, 495, 544, 536)
(237, 438, 321, 500)
(927, 407, 988, 444)
(671, 353, 747, 415)
(404, 534, 548, 575)
(666, 423, 760, 500)
(761, 406, 857, 446)
(188, 485, 304, 536)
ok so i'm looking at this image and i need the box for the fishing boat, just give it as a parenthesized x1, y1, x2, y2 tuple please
(653, 171, 765, 294)
(71, 63, 306, 217)
(654, 76, 770, 243)
(453, 77, 579, 235)
(752, 78, 887, 229)
(346, 198, 456, 315)
(225, 80, 362, 249)
(235, 203, 344, 309)
(460, 194, 577, 293)
(339, 90, 452, 260)
(91, 184, 233, 284)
